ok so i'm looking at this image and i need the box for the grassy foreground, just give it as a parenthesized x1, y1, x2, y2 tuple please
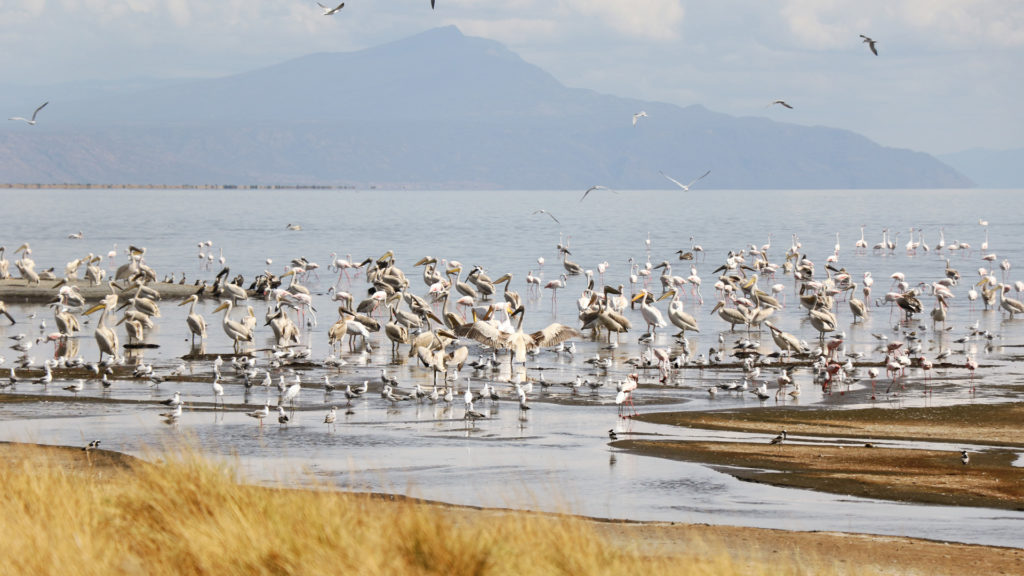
(0, 443, 866, 576)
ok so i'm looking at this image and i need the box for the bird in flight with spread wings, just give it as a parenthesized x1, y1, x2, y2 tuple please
(659, 170, 711, 191)
(860, 34, 879, 56)
(8, 101, 48, 125)
(317, 2, 344, 15)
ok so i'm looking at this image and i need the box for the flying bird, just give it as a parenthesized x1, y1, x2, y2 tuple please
(8, 101, 48, 125)
(580, 185, 616, 202)
(860, 34, 878, 56)
(660, 169, 711, 191)
(531, 209, 560, 224)
(632, 111, 648, 127)
(317, 2, 344, 15)
(770, 100, 793, 109)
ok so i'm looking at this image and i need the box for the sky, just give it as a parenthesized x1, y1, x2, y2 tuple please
(1, 0, 1021, 155)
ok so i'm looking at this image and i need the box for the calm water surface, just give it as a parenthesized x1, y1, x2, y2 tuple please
(1, 187, 1022, 547)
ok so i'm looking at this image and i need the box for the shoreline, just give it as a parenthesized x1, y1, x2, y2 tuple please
(2, 440, 1022, 575)
(621, 402, 1024, 510)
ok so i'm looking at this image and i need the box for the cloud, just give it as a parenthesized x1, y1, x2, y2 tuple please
(451, 18, 561, 45)
(563, 0, 686, 41)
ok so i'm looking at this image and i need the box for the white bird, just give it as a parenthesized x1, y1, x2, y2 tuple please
(247, 402, 270, 427)
(580, 185, 616, 202)
(212, 377, 224, 409)
(317, 1, 344, 15)
(8, 101, 48, 125)
(659, 170, 711, 191)
(632, 111, 647, 126)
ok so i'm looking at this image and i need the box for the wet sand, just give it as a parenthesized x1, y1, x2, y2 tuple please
(621, 403, 1024, 510)
(4, 441, 1022, 575)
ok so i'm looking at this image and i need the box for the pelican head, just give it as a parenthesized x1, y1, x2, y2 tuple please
(656, 289, 677, 302)
(414, 256, 436, 266)
(177, 294, 200, 307)
(711, 301, 725, 315)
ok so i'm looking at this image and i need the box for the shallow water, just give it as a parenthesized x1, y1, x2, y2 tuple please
(1, 187, 1023, 547)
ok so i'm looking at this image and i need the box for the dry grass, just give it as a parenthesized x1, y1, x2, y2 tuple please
(0, 443, 870, 576)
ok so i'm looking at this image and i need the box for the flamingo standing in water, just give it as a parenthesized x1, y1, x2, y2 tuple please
(855, 225, 868, 252)
(965, 356, 978, 394)
(544, 274, 567, 310)
(615, 373, 639, 418)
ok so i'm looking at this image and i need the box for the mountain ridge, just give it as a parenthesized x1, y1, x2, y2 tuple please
(0, 26, 972, 189)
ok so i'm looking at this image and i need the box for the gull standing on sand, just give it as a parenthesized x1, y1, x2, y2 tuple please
(659, 170, 711, 191)
(317, 2, 344, 15)
(8, 101, 48, 125)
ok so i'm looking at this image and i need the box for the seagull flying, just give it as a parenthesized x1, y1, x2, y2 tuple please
(770, 100, 793, 109)
(580, 185, 616, 202)
(8, 101, 48, 125)
(660, 170, 711, 191)
(632, 111, 648, 127)
(317, 2, 344, 15)
(860, 34, 878, 56)
(531, 209, 560, 224)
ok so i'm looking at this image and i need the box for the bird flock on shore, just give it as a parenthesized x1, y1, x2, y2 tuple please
(0, 215, 1019, 442)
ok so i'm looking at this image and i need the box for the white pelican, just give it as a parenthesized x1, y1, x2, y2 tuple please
(8, 101, 48, 125)
(460, 305, 580, 364)
(632, 290, 666, 334)
(998, 284, 1024, 319)
(659, 169, 711, 191)
(317, 1, 344, 15)
(212, 300, 254, 352)
(711, 300, 748, 331)
(84, 294, 120, 362)
(178, 294, 207, 346)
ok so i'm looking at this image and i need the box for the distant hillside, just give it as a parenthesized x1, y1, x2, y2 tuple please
(938, 148, 1023, 188)
(0, 26, 972, 189)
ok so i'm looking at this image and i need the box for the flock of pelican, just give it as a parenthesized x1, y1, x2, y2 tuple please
(0, 216, 1019, 434)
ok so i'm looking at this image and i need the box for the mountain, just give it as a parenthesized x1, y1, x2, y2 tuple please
(0, 26, 972, 189)
(938, 148, 1024, 188)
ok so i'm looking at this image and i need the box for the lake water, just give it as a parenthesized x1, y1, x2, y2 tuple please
(1, 187, 1022, 548)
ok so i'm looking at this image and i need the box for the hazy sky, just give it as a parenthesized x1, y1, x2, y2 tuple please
(2, 0, 1021, 154)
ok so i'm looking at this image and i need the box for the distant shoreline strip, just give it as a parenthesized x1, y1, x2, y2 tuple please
(0, 183, 358, 190)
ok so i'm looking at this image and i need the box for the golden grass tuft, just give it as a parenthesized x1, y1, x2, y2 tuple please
(0, 443, 866, 575)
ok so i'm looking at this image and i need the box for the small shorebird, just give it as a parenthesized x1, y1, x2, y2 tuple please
(247, 402, 270, 427)
(769, 430, 787, 445)
(324, 406, 337, 431)
(961, 450, 970, 466)
(82, 440, 101, 452)
(608, 429, 618, 440)
(8, 101, 48, 125)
